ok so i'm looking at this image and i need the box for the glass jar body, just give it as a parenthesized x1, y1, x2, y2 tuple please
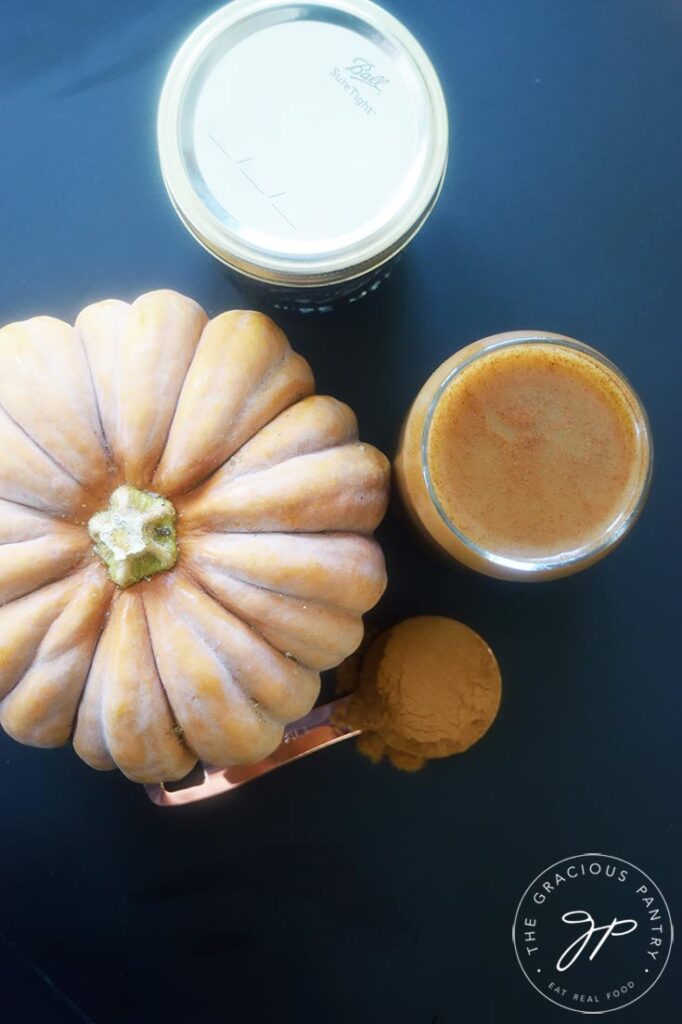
(394, 332, 653, 581)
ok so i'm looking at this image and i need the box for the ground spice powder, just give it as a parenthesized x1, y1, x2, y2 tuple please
(336, 616, 502, 771)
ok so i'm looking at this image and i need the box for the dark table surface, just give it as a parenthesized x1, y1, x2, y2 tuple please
(1, 1, 680, 1022)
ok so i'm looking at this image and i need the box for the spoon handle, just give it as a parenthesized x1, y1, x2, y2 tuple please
(145, 698, 357, 806)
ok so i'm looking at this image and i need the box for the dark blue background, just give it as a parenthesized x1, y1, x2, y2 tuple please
(1, 1, 680, 1021)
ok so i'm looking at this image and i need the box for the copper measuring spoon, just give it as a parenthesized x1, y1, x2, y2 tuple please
(145, 698, 356, 806)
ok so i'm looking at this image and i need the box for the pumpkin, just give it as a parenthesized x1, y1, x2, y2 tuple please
(0, 291, 389, 783)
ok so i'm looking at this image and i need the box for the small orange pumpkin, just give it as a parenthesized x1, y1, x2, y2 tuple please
(0, 291, 389, 782)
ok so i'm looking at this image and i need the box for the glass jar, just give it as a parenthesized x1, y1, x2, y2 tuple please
(394, 332, 653, 581)
(157, 0, 448, 312)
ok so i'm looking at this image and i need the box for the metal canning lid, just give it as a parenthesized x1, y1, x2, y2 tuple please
(158, 0, 449, 286)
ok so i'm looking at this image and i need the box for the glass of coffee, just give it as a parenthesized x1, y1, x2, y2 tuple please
(395, 332, 653, 581)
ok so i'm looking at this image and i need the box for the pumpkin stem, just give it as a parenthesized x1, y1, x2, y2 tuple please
(88, 485, 178, 588)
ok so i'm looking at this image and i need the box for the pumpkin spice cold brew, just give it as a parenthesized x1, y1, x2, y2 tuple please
(395, 332, 652, 580)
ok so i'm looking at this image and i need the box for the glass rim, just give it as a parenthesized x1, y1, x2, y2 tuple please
(420, 332, 654, 575)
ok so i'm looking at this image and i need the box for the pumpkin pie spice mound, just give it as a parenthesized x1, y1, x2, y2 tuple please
(336, 616, 502, 771)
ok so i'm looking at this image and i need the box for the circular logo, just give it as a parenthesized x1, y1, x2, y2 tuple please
(512, 853, 673, 1014)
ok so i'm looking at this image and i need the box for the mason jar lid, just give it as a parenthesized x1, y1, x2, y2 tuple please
(158, 0, 448, 286)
